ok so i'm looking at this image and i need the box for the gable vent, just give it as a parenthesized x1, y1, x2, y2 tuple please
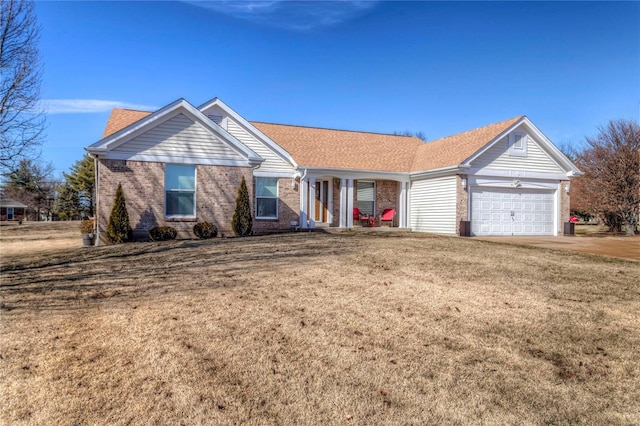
(207, 114, 224, 127)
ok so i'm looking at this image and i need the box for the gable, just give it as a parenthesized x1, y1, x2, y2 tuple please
(88, 99, 263, 167)
(111, 112, 246, 162)
(200, 103, 296, 175)
(411, 116, 523, 172)
(469, 124, 564, 173)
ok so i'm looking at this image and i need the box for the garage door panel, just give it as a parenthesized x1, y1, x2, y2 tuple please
(471, 187, 555, 236)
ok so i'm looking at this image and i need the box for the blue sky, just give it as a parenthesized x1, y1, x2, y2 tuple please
(36, 1, 639, 176)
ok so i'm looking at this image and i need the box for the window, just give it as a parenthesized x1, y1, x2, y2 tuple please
(356, 181, 375, 216)
(509, 132, 528, 157)
(256, 177, 278, 219)
(165, 164, 196, 217)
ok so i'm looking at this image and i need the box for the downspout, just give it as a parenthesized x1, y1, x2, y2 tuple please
(92, 154, 100, 246)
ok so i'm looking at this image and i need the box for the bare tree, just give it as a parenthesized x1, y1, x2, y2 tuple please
(574, 119, 640, 235)
(0, 0, 45, 173)
(393, 130, 427, 141)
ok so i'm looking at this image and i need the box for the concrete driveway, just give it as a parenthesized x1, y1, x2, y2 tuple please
(475, 235, 640, 261)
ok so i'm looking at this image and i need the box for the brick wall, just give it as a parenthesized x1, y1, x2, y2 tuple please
(375, 180, 399, 218)
(97, 159, 297, 242)
(331, 178, 341, 227)
(253, 177, 300, 233)
(455, 174, 469, 235)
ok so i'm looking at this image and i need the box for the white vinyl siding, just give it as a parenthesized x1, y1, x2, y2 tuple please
(226, 118, 295, 174)
(473, 128, 563, 173)
(113, 113, 245, 161)
(470, 188, 555, 236)
(410, 175, 457, 235)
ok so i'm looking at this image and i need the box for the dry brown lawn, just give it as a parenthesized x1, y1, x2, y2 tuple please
(0, 221, 81, 257)
(1, 224, 639, 425)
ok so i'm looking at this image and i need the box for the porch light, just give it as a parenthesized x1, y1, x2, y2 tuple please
(565, 183, 570, 194)
(461, 178, 467, 189)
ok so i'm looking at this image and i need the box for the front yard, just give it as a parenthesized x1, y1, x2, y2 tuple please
(1, 227, 639, 424)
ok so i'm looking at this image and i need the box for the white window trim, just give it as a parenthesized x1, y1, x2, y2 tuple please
(509, 132, 528, 157)
(164, 164, 197, 219)
(256, 177, 279, 220)
(356, 180, 376, 216)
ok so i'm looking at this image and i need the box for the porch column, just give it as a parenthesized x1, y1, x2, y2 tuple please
(300, 177, 309, 229)
(346, 178, 354, 228)
(399, 181, 408, 228)
(308, 177, 316, 229)
(339, 178, 347, 228)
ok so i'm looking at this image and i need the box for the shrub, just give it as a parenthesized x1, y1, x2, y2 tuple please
(193, 222, 217, 239)
(149, 226, 177, 241)
(232, 176, 252, 236)
(106, 183, 132, 243)
(80, 219, 95, 234)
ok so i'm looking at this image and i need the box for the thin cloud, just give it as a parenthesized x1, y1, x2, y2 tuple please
(184, 0, 378, 31)
(41, 99, 158, 114)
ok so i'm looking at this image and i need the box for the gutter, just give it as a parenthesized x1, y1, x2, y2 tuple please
(410, 165, 470, 180)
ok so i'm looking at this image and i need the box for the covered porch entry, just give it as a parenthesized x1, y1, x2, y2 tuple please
(297, 170, 410, 229)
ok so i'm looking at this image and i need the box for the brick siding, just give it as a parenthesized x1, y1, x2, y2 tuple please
(252, 177, 300, 233)
(455, 174, 469, 235)
(97, 159, 298, 242)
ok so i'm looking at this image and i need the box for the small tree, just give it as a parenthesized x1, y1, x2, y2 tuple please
(231, 176, 252, 236)
(575, 119, 640, 235)
(106, 183, 132, 243)
(63, 154, 95, 216)
(53, 182, 80, 220)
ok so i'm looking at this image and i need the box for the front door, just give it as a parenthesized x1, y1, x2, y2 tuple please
(7, 207, 14, 221)
(315, 184, 321, 221)
(314, 180, 330, 222)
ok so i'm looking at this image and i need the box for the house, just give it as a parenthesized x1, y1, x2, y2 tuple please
(0, 195, 28, 221)
(86, 98, 582, 242)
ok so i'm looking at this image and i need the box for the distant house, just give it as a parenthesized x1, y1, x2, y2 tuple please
(86, 98, 582, 242)
(0, 195, 27, 221)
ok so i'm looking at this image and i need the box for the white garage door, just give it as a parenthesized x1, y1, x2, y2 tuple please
(470, 188, 555, 236)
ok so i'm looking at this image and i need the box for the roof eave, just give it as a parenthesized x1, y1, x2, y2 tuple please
(200, 99, 298, 168)
(410, 165, 469, 179)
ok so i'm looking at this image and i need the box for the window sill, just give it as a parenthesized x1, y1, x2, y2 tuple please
(165, 217, 197, 222)
(255, 217, 279, 221)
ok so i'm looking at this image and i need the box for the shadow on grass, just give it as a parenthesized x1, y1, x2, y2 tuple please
(0, 233, 357, 313)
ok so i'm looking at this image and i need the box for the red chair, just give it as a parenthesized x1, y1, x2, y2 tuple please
(380, 208, 396, 227)
(353, 208, 362, 221)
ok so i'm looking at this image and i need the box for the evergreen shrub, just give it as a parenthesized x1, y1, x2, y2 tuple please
(106, 183, 132, 243)
(193, 222, 217, 239)
(149, 226, 177, 241)
(232, 176, 252, 236)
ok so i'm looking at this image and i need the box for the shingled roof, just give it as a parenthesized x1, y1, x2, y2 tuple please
(411, 116, 524, 171)
(251, 122, 424, 172)
(102, 108, 151, 138)
(99, 107, 523, 173)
